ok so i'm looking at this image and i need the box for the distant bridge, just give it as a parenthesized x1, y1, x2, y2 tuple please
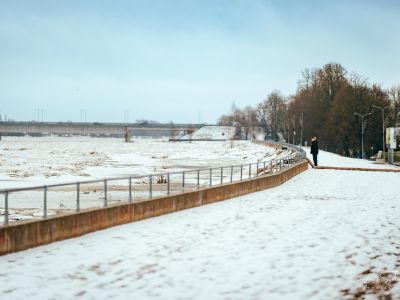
(0, 121, 204, 137)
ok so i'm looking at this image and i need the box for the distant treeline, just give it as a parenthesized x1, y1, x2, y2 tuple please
(218, 63, 400, 157)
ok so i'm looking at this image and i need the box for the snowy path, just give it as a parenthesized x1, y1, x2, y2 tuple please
(1, 168, 399, 300)
(304, 147, 399, 169)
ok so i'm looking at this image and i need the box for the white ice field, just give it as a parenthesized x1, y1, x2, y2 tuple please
(0, 136, 292, 221)
(0, 153, 399, 299)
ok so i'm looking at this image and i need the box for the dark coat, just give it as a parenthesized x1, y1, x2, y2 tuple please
(311, 140, 319, 155)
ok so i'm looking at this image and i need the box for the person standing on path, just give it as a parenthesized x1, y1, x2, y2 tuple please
(311, 136, 319, 166)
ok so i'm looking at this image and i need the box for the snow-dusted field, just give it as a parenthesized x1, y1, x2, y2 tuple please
(1, 136, 290, 221)
(1, 166, 399, 300)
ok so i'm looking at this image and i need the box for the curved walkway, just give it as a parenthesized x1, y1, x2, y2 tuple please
(307, 157, 400, 172)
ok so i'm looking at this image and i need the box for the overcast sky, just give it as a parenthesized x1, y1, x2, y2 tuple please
(1, 0, 399, 123)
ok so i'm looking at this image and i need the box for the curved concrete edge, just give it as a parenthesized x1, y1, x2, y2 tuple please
(306, 157, 316, 168)
(0, 161, 308, 256)
(314, 166, 400, 172)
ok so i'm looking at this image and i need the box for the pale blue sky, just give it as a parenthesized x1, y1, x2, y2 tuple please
(1, 0, 399, 123)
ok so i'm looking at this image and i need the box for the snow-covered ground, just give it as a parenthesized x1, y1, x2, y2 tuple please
(0, 136, 278, 189)
(1, 166, 399, 300)
(304, 147, 400, 169)
(1, 136, 292, 221)
(180, 126, 236, 140)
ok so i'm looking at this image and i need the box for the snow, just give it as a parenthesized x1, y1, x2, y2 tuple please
(304, 147, 400, 169)
(180, 126, 236, 140)
(1, 136, 292, 221)
(1, 167, 399, 299)
(0, 136, 277, 189)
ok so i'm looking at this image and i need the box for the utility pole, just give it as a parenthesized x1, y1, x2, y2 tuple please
(354, 112, 372, 159)
(124, 110, 129, 123)
(81, 108, 87, 122)
(372, 105, 392, 161)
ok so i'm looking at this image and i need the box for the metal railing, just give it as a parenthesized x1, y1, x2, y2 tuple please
(0, 141, 306, 225)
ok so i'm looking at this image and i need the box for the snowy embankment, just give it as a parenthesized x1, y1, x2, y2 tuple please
(179, 125, 236, 140)
(304, 147, 399, 169)
(1, 166, 399, 299)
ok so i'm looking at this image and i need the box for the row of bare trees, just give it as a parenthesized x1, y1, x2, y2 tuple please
(218, 63, 400, 157)
(218, 92, 287, 141)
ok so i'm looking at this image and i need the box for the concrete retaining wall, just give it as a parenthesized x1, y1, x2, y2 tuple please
(0, 161, 308, 256)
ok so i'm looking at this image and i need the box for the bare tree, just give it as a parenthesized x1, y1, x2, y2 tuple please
(217, 114, 233, 125)
(240, 106, 257, 140)
(299, 113, 304, 146)
(217, 62, 396, 156)
(256, 91, 287, 141)
(388, 86, 400, 127)
(256, 102, 269, 140)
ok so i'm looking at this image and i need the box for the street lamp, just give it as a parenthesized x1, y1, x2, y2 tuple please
(353, 112, 372, 159)
(371, 104, 392, 161)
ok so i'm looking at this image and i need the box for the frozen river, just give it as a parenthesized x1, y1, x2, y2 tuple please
(0, 136, 279, 188)
(0, 137, 288, 221)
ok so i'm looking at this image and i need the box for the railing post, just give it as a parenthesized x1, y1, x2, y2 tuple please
(240, 164, 243, 180)
(230, 166, 233, 183)
(104, 180, 108, 207)
(249, 163, 251, 178)
(182, 171, 185, 190)
(167, 173, 170, 196)
(263, 162, 266, 175)
(256, 163, 259, 177)
(220, 167, 223, 185)
(76, 183, 80, 212)
(209, 168, 212, 186)
(43, 186, 48, 218)
(270, 161, 273, 174)
(149, 175, 153, 199)
(197, 170, 200, 189)
(129, 177, 132, 202)
(4, 191, 8, 225)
